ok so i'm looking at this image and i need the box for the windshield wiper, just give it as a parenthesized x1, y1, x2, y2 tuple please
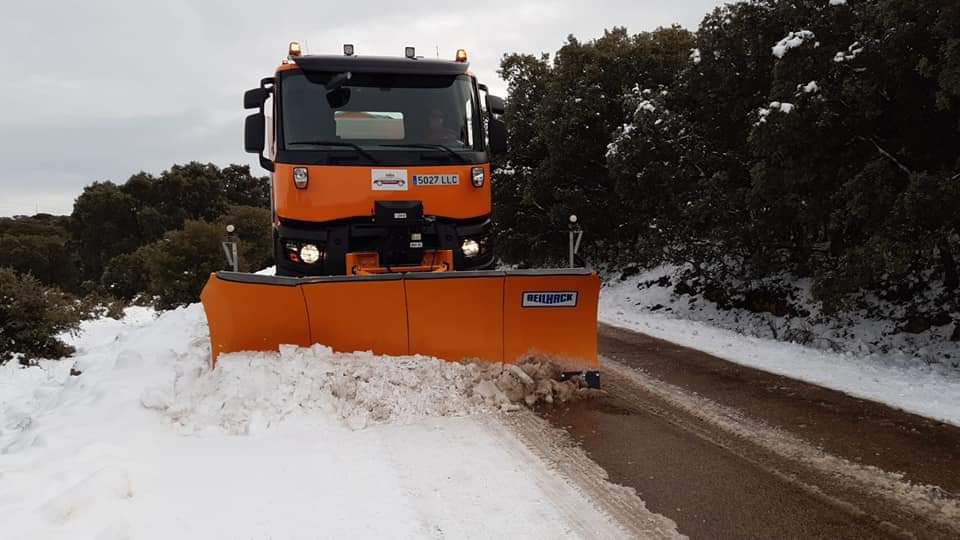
(380, 143, 469, 164)
(285, 140, 380, 164)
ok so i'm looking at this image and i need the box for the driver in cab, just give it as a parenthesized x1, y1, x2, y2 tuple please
(423, 108, 464, 146)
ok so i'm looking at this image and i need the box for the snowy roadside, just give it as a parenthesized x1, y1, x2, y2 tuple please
(0, 303, 661, 539)
(600, 268, 960, 427)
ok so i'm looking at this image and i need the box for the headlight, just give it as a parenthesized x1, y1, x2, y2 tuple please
(293, 167, 309, 189)
(461, 239, 480, 258)
(300, 244, 321, 264)
(471, 167, 484, 188)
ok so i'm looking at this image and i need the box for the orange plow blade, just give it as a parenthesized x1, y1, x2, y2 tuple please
(200, 270, 599, 369)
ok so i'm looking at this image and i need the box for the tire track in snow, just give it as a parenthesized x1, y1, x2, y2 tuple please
(494, 412, 683, 539)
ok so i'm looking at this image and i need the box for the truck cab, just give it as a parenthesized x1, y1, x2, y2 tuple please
(243, 44, 507, 277)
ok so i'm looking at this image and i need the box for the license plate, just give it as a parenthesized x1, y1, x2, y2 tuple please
(413, 174, 459, 186)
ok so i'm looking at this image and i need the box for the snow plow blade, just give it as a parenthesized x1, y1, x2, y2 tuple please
(200, 269, 599, 368)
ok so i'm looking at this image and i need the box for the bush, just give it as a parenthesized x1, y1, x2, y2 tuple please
(101, 251, 150, 302)
(0, 234, 82, 292)
(78, 291, 128, 320)
(139, 220, 225, 309)
(99, 206, 273, 310)
(0, 268, 84, 364)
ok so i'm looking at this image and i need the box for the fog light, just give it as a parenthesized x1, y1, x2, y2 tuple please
(461, 239, 480, 258)
(471, 167, 484, 188)
(293, 167, 309, 189)
(300, 244, 321, 264)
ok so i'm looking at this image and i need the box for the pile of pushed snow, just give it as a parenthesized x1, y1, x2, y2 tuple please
(160, 345, 592, 433)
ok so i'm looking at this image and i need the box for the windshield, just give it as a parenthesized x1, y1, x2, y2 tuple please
(280, 71, 482, 154)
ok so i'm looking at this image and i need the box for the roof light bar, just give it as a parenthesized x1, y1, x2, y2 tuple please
(343, 44, 355, 56)
(405, 47, 416, 59)
(455, 49, 467, 62)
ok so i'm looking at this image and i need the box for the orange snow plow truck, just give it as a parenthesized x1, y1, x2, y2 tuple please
(200, 43, 600, 385)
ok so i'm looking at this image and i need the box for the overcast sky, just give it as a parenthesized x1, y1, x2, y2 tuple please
(0, 0, 723, 216)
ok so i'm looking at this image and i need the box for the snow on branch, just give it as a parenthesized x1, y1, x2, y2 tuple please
(690, 48, 702, 64)
(772, 30, 815, 58)
(755, 102, 796, 125)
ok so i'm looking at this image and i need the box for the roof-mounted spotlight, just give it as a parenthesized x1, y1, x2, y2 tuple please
(405, 46, 416, 59)
(343, 44, 355, 56)
(288, 41, 302, 58)
(455, 49, 468, 63)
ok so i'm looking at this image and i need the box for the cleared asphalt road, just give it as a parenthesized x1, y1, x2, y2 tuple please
(539, 324, 960, 539)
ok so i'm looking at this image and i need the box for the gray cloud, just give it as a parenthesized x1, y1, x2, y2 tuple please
(0, 0, 721, 216)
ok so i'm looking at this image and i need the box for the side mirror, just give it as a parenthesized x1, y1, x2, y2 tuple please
(486, 95, 505, 116)
(488, 117, 507, 156)
(245, 113, 272, 171)
(244, 88, 269, 110)
(244, 113, 265, 154)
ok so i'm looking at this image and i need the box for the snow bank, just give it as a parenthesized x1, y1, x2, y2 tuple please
(600, 267, 960, 427)
(1, 302, 624, 538)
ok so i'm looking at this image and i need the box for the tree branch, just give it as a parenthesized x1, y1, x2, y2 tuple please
(858, 136, 913, 176)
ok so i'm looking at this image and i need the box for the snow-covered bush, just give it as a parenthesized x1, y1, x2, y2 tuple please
(495, 0, 960, 360)
(0, 268, 83, 363)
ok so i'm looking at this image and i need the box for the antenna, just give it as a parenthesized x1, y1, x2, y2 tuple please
(435, 45, 439, 58)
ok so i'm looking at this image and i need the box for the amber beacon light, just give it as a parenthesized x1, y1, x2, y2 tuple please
(288, 41, 302, 58)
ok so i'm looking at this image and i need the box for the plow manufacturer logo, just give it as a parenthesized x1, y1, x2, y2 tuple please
(522, 291, 578, 308)
(372, 169, 408, 191)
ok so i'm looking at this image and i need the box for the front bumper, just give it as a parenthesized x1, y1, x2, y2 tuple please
(275, 216, 495, 276)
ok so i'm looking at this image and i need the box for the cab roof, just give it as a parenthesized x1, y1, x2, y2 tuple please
(290, 55, 470, 76)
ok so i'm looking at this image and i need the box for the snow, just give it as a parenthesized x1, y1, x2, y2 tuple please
(599, 267, 960, 427)
(756, 107, 771, 125)
(764, 101, 796, 114)
(772, 30, 815, 58)
(834, 42, 865, 63)
(755, 101, 794, 125)
(1, 304, 638, 538)
(636, 100, 656, 113)
(800, 80, 820, 93)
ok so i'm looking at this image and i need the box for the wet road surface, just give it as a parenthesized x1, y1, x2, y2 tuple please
(538, 324, 960, 539)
